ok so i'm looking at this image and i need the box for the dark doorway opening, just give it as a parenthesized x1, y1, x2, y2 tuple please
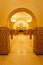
(19, 30, 23, 32)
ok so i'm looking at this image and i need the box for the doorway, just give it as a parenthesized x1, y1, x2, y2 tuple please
(8, 8, 37, 53)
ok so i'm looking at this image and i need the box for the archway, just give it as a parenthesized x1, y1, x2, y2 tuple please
(7, 8, 37, 29)
(7, 8, 37, 54)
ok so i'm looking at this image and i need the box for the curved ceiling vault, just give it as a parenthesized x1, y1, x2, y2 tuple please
(7, 8, 37, 30)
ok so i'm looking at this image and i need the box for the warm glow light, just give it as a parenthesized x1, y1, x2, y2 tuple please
(11, 18, 16, 22)
(14, 20, 29, 30)
(11, 12, 32, 23)
(27, 16, 32, 22)
(27, 19, 32, 22)
(23, 24, 26, 27)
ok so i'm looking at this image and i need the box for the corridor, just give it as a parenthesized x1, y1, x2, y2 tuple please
(0, 34, 43, 65)
(10, 34, 33, 53)
(0, 0, 43, 65)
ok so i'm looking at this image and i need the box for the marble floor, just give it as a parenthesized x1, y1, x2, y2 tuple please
(0, 34, 43, 65)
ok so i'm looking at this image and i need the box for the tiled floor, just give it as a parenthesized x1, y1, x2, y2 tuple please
(0, 34, 43, 65)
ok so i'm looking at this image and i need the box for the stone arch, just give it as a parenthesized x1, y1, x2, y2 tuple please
(7, 8, 37, 29)
(7, 8, 38, 55)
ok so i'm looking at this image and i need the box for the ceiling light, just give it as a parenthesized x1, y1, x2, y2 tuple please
(11, 18, 16, 22)
(27, 19, 32, 22)
(27, 17, 32, 22)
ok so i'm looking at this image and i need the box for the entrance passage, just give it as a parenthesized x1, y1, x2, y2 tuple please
(8, 8, 37, 54)
(10, 33, 33, 54)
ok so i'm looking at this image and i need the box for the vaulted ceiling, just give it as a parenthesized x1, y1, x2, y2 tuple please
(0, 0, 43, 27)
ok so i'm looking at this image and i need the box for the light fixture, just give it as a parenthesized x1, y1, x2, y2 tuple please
(27, 19, 32, 22)
(27, 16, 32, 22)
(11, 18, 16, 22)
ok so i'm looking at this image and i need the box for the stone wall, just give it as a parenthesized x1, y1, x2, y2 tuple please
(33, 27, 43, 54)
(0, 27, 10, 54)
